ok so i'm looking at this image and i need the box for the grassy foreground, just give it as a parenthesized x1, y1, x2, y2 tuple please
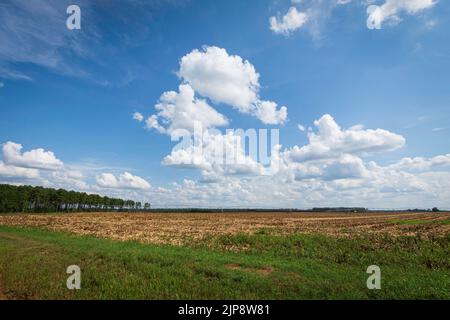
(0, 225, 448, 299)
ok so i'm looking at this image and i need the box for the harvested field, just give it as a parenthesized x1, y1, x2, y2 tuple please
(0, 212, 449, 300)
(0, 212, 448, 245)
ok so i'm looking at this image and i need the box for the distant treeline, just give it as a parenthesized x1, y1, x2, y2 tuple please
(311, 207, 368, 213)
(0, 184, 151, 213)
(0, 184, 442, 214)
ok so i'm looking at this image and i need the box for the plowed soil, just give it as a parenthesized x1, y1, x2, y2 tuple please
(0, 212, 448, 245)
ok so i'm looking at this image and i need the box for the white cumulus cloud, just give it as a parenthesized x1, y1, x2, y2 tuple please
(389, 154, 450, 171)
(132, 112, 144, 122)
(179, 46, 259, 113)
(254, 100, 288, 125)
(178, 46, 288, 125)
(96, 172, 151, 190)
(367, 0, 437, 29)
(322, 154, 368, 180)
(147, 84, 229, 135)
(286, 114, 405, 162)
(162, 131, 264, 176)
(2, 141, 63, 170)
(0, 161, 40, 179)
(270, 7, 309, 36)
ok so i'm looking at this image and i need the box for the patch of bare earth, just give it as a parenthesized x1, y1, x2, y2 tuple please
(0, 212, 448, 246)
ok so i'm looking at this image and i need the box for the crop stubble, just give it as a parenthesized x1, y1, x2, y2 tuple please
(0, 212, 448, 245)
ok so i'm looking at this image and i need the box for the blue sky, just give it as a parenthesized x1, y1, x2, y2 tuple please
(1, 0, 449, 208)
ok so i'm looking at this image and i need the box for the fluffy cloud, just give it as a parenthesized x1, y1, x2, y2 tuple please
(179, 46, 259, 112)
(271, 1, 437, 37)
(2, 141, 63, 170)
(322, 154, 368, 180)
(178, 46, 287, 125)
(161, 114, 408, 185)
(162, 131, 264, 176)
(367, 0, 437, 29)
(174, 149, 449, 208)
(145, 115, 166, 134)
(269, 7, 309, 36)
(254, 101, 288, 126)
(0, 141, 96, 193)
(142, 46, 287, 133)
(0, 140, 155, 198)
(285, 114, 405, 162)
(0, 162, 40, 179)
(48, 169, 88, 190)
(132, 112, 144, 122)
(0, 140, 156, 202)
(389, 154, 450, 171)
(143, 158, 450, 209)
(147, 84, 229, 135)
(2, 129, 450, 208)
(96, 172, 151, 190)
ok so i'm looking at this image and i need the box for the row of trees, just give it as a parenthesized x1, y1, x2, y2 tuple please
(0, 184, 151, 213)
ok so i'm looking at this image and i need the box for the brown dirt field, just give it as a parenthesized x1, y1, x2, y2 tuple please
(0, 212, 449, 245)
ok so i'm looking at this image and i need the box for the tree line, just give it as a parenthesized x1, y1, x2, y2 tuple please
(0, 184, 151, 213)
